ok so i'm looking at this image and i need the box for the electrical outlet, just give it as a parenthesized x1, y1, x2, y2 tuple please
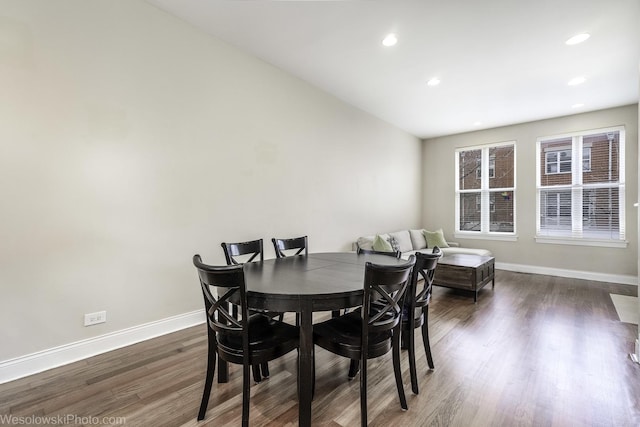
(84, 310, 107, 326)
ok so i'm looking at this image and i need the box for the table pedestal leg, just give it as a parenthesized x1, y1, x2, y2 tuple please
(298, 302, 313, 427)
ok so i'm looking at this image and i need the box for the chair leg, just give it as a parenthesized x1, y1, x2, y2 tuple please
(408, 324, 419, 395)
(252, 364, 262, 384)
(422, 308, 434, 370)
(217, 357, 228, 383)
(348, 359, 360, 379)
(401, 328, 409, 350)
(392, 328, 408, 410)
(311, 347, 315, 400)
(242, 363, 251, 427)
(198, 340, 217, 420)
(260, 362, 270, 378)
(359, 357, 368, 427)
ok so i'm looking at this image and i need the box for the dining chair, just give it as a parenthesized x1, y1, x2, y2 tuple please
(271, 236, 308, 258)
(401, 246, 442, 394)
(313, 255, 416, 427)
(221, 239, 279, 382)
(356, 245, 402, 259)
(342, 244, 402, 376)
(334, 245, 401, 321)
(193, 255, 299, 426)
(271, 236, 309, 324)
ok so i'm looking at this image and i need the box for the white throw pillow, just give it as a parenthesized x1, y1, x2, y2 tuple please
(388, 230, 413, 253)
(409, 229, 427, 250)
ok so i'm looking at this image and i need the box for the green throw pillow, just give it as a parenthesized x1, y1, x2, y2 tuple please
(372, 235, 393, 252)
(423, 229, 449, 248)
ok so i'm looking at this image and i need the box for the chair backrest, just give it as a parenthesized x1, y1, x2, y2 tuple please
(408, 246, 442, 311)
(271, 236, 308, 258)
(193, 255, 249, 344)
(221, 239, 264, 265)
(362, 255, 416, 338)
(356, 245, 401, 259)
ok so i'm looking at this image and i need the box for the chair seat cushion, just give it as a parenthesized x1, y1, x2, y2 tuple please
(217, 314, 299, 362)
(313, 312, 392, 359)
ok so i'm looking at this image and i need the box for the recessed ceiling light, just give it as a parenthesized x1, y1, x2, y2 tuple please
(571, 103, 585, 109)
(382, 33, 398, 47)
(568, 76, 587, 86)
(566, 33, 590, 45)
(473, 121, 482, 126)
(427, 78, 441, 86)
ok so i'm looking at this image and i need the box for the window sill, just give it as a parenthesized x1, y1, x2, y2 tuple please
(535, 236, 628, 248)
(454, 232, 518, 242)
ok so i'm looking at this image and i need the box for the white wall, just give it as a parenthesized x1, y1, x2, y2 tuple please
(0, 0, 422, 361)
(422, 105, 638, 279)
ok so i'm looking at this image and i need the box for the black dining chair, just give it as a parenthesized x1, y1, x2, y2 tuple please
(272, 236, 308, 258)
(271, 236, 309, 324)
(313, 255, 416, 427)
(341, 244, 402, 376)
(324, 244, 403, 323)
(401, 246, 442, 394)
(193, 255, 299, 427)
(356, 245, 402, 259)
(221, 239, 281, 382)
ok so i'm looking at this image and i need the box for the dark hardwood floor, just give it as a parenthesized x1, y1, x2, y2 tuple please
(1, 270, 639, 426)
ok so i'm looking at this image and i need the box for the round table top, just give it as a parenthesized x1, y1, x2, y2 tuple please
(242, 252, 409, 312)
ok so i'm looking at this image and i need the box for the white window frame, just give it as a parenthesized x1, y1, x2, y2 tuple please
(535, 126, 626, 248)
(455, 141, 517, 241)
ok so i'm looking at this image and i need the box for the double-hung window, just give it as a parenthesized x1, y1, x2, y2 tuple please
(455, 141, 516, 239)
(536, 126, 626, 247)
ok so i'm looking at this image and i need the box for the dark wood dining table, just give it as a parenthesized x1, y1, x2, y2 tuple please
(237, 251, 409, 427)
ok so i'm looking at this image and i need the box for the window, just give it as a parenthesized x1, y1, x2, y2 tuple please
(456, 142, 515, 237)
(536, 126, 625, 246)
(476, 155, 496, 179)
(544, 146, 591, 174)
(476, 194, 496, 212)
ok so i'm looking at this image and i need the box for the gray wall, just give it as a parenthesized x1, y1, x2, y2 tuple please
(422, 104, 638, 278)
(0, 1, 422, 360)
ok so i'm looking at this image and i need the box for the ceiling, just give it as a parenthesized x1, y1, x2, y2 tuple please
(147, 0, 639, 139)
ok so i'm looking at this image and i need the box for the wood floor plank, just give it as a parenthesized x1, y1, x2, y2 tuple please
(1, 270, 640, 426)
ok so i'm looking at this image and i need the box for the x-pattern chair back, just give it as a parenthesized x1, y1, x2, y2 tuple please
(221, 240, 264, 265)
(362, 259, 414, 336)
(411, 247, 442, 309)
(194, 257, 248, 336)
(272, 236, 308, 258)
(356, 246, 401, 259)
(203, 286, 243, 332)
(367, 283, 404, 329)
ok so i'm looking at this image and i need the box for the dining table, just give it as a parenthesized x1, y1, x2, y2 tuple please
(226, 251, 410, 427)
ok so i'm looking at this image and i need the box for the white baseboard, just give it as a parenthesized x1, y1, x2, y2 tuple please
(496, 262, 638, 286)
(0, 309, 205, 385)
